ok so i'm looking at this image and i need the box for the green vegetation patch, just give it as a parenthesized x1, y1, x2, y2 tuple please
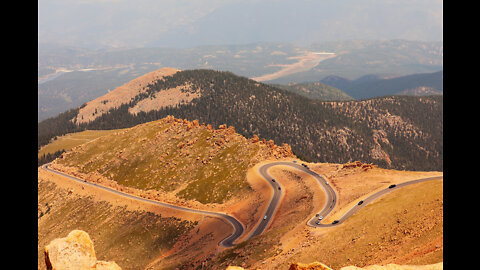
(177, 141, 258, 203)
(56, 119, 264, 204)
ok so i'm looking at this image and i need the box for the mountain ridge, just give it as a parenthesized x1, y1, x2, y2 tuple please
(320, 71, 443, 99)
(38, 68, 442, 171)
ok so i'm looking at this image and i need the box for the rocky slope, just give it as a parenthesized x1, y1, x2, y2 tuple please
(40, 143, 442, 269)
(322, 96, 443, 170)
(340, 263, 443, 270)
(50, 116, 294, 206)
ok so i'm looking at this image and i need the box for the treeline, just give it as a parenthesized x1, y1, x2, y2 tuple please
(38, 149, 66, 167)
(38, 107, 84, 150)
(38, 69, 443, 171)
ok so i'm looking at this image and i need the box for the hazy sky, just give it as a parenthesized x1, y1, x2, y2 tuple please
(38, 0, 443, 49)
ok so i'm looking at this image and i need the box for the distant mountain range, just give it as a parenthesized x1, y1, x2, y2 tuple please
(320, 70, 443, 99)
(39, 68, 443, 171)
(38, 40, 442, 122)
(265, 40, 443, 84)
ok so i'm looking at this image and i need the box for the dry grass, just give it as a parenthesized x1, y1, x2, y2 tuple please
(40, 122, 442, 270)
(208, 166, 317, 269)
(129, 82, 201, 114)
(53, 117, 293, 206)
(204, 162, 442, 270)
(76, 67, 179, 123)
(38, 129, 121, 158)
(308, 162, 443, 223)
(260, 179, 443, 270)
(38, 176, 198, 270)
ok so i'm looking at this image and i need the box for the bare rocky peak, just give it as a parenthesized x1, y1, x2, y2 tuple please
(76, 67, 180, 124)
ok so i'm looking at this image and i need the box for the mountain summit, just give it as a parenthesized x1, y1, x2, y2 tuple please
(77, 67, 179, 123)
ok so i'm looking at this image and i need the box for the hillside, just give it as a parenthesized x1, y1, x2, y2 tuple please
(209, 163, 443, 270)
(39, 115, 442, 269)
(50, 116, 294, 205)
(39, 69, 442, 171)
(270, 82, 353, 101)
(320, 71, 443, 99)
(38, 174, 199, 270)
(39, 145, 442, 269)
(76, 67, 179, 123)
(38, 129, 120, 158)
(38, 64, 171, 122)
(38, 166, 236, 270)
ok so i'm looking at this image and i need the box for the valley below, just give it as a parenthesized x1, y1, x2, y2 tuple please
(251, 52, 336, 82)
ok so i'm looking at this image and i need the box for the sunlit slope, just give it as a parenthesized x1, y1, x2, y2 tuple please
(209, 177, 442, 270)
(38, 129, 121, 158)
(38, 177, 197, 270)
(271, 180, 443, 269)
(52, 116, 294, 204)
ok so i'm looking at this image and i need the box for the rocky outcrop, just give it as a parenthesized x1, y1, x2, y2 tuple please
(44, 230, 121, 270)
(370, 129, 392, 165)
(342, 161, 378, 171)
(289, 262, 333, 270)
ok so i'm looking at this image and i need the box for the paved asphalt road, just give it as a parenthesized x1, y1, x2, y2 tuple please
(254, 161, 443, 229)
(42, 164, 243, 248)
(250, 161, 337, 237)
(248, 161, 337, 238)
(43, 161, 442, 247)
(325, 175, 444, 227)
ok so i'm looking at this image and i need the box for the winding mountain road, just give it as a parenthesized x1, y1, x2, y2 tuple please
(42, 161, 442, 248)
(41, 164, 243, 248)
(253, 161, 443, 230)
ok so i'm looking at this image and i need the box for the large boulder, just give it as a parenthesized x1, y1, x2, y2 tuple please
(44, 230, 121, 270)
(289, 262, 333, 270)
